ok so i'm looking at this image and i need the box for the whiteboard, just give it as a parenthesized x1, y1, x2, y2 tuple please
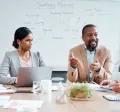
(0, 0, 120, 70)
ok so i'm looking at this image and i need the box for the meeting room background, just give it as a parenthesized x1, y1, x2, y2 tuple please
(0, 0, 120, 71)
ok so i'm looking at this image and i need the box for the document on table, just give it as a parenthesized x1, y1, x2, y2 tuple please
(0, 84, 15, 94)
(0, 89, 15, 94)
(87, 83, 113, 92)
(0, 96, 10, 107)
(4, 100, 43, 109)
(0, 84, 7, 90)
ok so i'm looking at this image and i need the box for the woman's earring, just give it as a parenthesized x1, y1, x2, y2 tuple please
(18, 45, 21, 50)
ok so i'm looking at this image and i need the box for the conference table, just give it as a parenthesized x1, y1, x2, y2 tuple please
(0, 84, 120, 112)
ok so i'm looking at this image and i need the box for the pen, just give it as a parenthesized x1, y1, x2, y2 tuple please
(91, 81, 98, 85)
(100, 86, 112, 90)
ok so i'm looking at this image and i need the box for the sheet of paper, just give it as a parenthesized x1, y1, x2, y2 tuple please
(87, 83, 113, 92)
(4, 100, 43, 109)
(0, 89, 15, 94)
(0, 84, 15, 94)
(0, 84, 7, 90)
(87, 83, 100, 88)
(0, 96, 10, 107)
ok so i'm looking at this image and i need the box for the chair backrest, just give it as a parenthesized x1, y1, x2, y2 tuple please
(111, 72, 120, 81)
(51, 71, 67, 83)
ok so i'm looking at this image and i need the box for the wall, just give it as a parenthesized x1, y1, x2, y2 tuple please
(0, 0, 120, 70)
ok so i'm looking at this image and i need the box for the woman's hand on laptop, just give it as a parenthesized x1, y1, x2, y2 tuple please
(15, 78, 18, 84)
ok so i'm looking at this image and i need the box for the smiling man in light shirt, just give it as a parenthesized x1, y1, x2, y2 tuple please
(67, 24, 113, 84)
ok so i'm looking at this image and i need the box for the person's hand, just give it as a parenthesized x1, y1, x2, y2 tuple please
(70, 53, 79, 68)
(100, 80, 111, 86)
(100, 80, 120, 93)
(109, 82, 120, 93)
(89, 60, 101, 72)
(15, 78, 18, 84)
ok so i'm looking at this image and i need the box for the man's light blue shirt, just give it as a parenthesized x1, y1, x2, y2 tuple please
(84, 44, 96, 82)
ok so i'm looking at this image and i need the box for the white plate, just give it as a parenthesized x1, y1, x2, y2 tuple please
(70, 97, 90, 101)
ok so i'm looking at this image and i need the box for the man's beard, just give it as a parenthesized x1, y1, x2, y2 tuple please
(87, 39, 98, 51)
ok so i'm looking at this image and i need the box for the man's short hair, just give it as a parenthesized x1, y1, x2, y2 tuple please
(82, 24, 96, 36)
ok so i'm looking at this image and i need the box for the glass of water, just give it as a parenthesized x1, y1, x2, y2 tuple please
(33, 81, 42, 95)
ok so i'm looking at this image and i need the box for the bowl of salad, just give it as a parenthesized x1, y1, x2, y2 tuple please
(66, 83, 93, 100)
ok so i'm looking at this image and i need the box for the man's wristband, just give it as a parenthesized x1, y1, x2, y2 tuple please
(71, 66, 76, 71)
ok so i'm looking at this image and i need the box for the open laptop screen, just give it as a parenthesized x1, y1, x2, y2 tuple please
(17, 67, 53, 87)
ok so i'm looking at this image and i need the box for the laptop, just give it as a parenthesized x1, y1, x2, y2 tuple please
(16, 67, 53, 87)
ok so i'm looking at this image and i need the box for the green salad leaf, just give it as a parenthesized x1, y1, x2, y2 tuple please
(68, 83, 92, 98)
